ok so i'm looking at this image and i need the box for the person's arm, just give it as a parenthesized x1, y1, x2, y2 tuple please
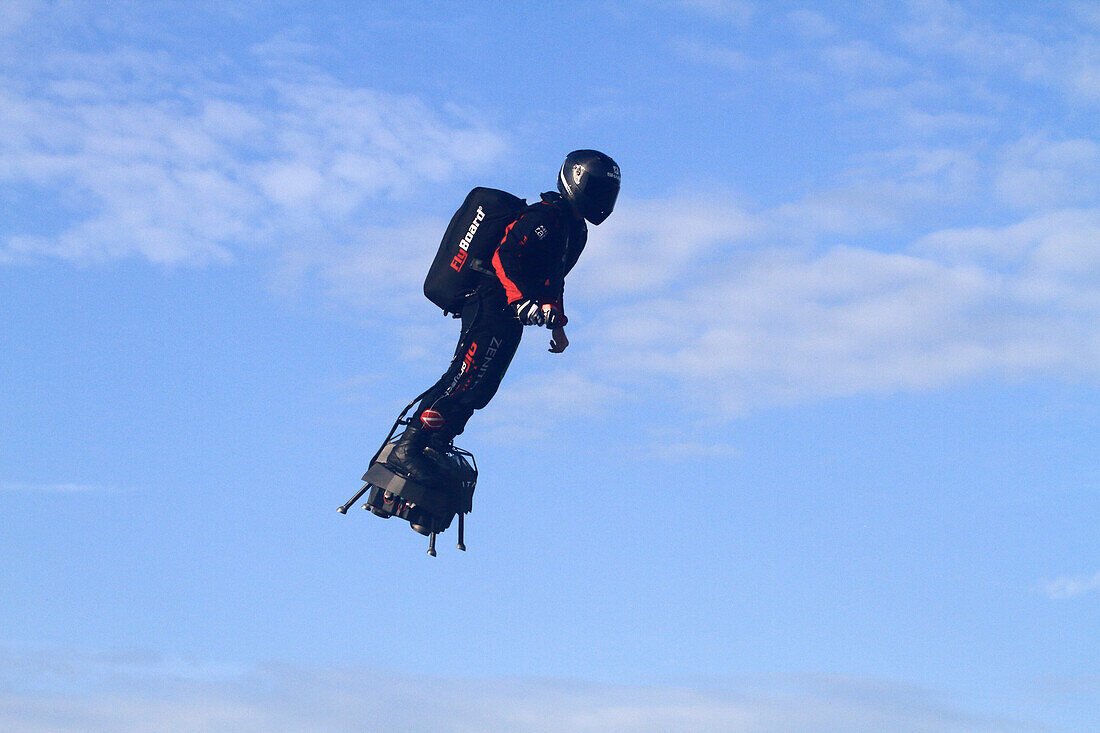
(545, 219, 584, 350)
(493, 208, 562, 326)
(492, 211, 542, 307)
(548, 326, 569, 353)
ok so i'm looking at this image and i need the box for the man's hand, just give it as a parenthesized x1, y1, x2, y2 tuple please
(541, 303, 568, 329)
(548, 327, 569, 353)
(512, 299, 545, 326)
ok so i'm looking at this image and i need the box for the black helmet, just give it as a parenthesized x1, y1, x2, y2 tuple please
(557, 149, 620, 225)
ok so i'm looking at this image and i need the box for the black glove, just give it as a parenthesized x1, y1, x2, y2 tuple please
(512, 299, 545, 326)
(541, 304, 568, 329)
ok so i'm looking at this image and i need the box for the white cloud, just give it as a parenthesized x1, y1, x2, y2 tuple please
(0, 0, 39, 36)
(915, 208, 1100, 280)
(673, 0, 755, 26)
(821, 41, 911, 79)
(679, 2, 1099, 157)
(672, 38, 754, 72)
(317, 218, 447, 316)
(0, 482, 113, 493)
(900, 0, 1050, 77)
(0, 648, 1028, 733)
(768, 145, 984, 241)
(571, 194, 1100, 416)
(0, 45, 507, 266)
(591, 248, 993, 412)
(479, 370, 628, 442)
(644, 441, 742, 462)
(787, 9, 836, 39)
(533, 121, 1100, 418)
(899, 0, 1100, 105)
(1073, 61, 1100, 100)
(995, 136, 1100, 210)
(1041, 571, 1100, 599)
(567, 195, 761, 300)
(841, 79, 999, 140)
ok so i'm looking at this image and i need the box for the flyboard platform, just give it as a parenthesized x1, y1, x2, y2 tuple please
(338, 393, 476, 557)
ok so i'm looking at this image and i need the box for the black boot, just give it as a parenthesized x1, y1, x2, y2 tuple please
(426, 432, 468, 479)
(422, 431, 452, 463)
(386, 422, 442, 485)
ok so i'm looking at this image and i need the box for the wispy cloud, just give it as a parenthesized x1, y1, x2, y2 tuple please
(567, 194, 761, 300)
(0, 40, 507, 267)
(787, 9, 837, 39)
(898, 0, 1098, 103)
(315, 218, 449, 317)
(670, 0, 756, 26)
(0, 0, 38, 36)
(768, 145, 984, 237)
(995, 135, 1100, 210)
(672, 38, 755, 72)
(915, 208, 1100, 279)
(820, 40, 912, 79)
(478, 370, 628, 442)
(568, 191, 1100, 415)
(0, 647, 1028, 733)
(545, 29, 1100, 415)
(0, 482, 112, 493)
(644, 441, 742, 462)
(1041, 571, 1100, 600)
(678, 2, 1100, 136)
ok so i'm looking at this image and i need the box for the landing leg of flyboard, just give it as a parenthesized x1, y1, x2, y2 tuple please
(337, 390, 430, 514)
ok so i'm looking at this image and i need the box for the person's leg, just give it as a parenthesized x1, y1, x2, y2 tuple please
(409, 295, 483, 435)
(420, 287, 522, 444)
(385, 300, 481, 483)
(387, 288, 520, 482)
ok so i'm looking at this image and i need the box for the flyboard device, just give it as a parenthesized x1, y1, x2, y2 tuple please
(338, 392, 476, 557)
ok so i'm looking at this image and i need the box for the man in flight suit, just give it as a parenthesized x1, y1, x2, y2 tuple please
(387, 150, 621, 483)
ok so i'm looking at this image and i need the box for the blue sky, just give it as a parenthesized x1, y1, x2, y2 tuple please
(2, 0, 1099, 730)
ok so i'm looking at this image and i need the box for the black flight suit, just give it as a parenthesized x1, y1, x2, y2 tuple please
(413, 191, 587, 440)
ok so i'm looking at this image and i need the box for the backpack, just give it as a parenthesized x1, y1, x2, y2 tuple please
(424, 187, 526, 314)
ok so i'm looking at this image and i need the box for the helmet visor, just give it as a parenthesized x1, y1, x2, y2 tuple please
(581, 173, 619, 225)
